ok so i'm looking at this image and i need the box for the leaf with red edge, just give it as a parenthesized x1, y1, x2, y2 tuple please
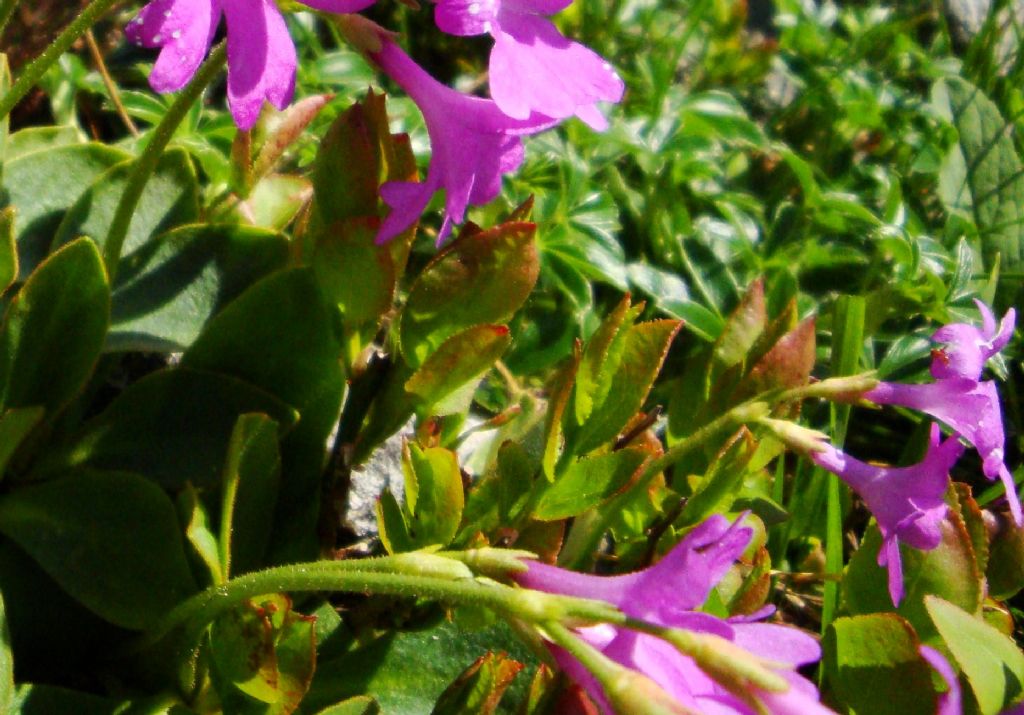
(432, 651, 525, 715)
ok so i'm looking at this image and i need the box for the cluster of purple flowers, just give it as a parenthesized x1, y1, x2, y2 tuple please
(517, 514, 835, 714)
(126, 0, 623, 244)
(812, 301, 1018, 605)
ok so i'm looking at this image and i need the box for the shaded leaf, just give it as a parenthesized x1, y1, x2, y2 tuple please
(0, 470, 197, 630)
(432, 651, 524, 715)
(108, 224, 288, 352)
(0, 238, 109, 413)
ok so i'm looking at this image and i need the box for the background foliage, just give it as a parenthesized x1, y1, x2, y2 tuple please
(0, 0, 1022, 713)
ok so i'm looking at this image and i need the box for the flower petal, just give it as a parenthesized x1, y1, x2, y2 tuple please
(222, 0, 297, 130)
(127, 0, 218, 93)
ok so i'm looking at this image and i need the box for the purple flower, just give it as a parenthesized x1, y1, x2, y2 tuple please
(126, 0, 374, 129)
(431, 0, 625, 129)
(930, 300, 1015, 381)
(516, 515, 833, 714)
(370, 39, 558, 244)
(811, 425, 964, 606)
(864, 302, 1019, 525)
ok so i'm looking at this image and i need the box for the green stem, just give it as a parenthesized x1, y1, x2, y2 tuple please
(0, 0, 120, 120)
(0, 0, 18, 39)
(142, 557, 623, 650)
(558, 400, 770, 569)
(102, 42, 227, 280)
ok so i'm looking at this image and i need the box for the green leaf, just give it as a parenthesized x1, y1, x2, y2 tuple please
(405, 325, 512, 416)
(933, 77, 1024, 301)
(534, 448, 646, 521)
(178, 485, 223, 587)
(988, 514, 1024, 599)
(676, 428, 757, 528)
(0, 588, 12, 715)
(734, 317, 816, 397)
(234, 174, 311, 231)
(0, 470, 197, 630)
(47, 368, 297, 489)
(926, 595, 1024, 714)
(400, 222, 539, 368)
(401, 443, 465, 549)
(108, 224, 289, 352)
(182, 268, 345, 559)
(313, 697, 380, 715)
(376, 489, 413, 555)
(566, 319, 681, 456)
(0, 406, 44, 480)
(52, 148, 199, 261)
(541, 349, 579, 481)
(314, 217, 395, 337)
(5, 126, 81, 160)
(304, 619, 534, 715)
(0, 238, 109, 413)
(312, 90, 415, 226)
(844, 512, 983, 641)
(183, 268, 341, 417)
(1, 142, 127, 278)
(431, 651, 524, 715)
(219, 414, 281, 578)
(573, 294, 634, 425)
(824, 614, 939, 715)
(0, 207, 17, 294)
(712, 277, 766, 372)
(210, 594, 316, 712)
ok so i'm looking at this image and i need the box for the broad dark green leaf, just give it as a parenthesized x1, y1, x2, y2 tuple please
(400, 222, 539, 368)
(824, 614, 939, 715)
(108, 223, 289, 352)
(313, 697, 379, 715)
(52, 148, 199, 259)
(219, 413, 281, 578)
(5, 127, 81, 160)
(0, 238, 109, 413)
(182, 268, 344, 560)
(534, 448, 646, 521)
(0, 406, 44, 480)
(1, 142, 127, 278)
(303, 619, 534, 715)
(0, 470, 197, 630)
(927, 596, 1024, 715)
(46, 368, 297, 489)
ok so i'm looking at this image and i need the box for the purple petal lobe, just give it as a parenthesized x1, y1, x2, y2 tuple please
(221, 0, 297, 130)
(127, 0, 219, 93)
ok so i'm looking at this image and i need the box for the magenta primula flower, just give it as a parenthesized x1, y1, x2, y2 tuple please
(811, 425, 964, 606)
(864, 302, 1020, 525)
(370, 38, 558, 244)
(516, 515, 834, 714)
(930, 300, 1015, 381)
(126, 0, 375, 129)
(431, 0, 625, 129)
